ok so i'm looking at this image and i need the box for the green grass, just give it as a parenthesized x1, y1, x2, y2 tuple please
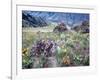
(22, 27, 89, 69)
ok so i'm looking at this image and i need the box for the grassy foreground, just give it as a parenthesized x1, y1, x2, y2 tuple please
(22, 28, 89, 69)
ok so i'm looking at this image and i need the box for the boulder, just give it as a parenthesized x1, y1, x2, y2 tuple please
(72, 21, 89, 33)
(53, 22, 68, 33)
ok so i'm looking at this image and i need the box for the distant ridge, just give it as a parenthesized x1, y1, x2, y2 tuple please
(22, 10, 89, 28)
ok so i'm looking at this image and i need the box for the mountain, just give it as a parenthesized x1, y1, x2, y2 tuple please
(22, 11, 47, 27)
(22, 10, 89, 28)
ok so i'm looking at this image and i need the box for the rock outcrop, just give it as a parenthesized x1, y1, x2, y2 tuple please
(72, 21, 89, 33)
(53, 23, 68, 33)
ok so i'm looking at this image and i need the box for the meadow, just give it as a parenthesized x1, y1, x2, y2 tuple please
(22, 27, 89, 69)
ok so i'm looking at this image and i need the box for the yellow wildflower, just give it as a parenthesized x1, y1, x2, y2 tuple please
(22, 48, 29, 56)
(62, 56, 70, 65)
